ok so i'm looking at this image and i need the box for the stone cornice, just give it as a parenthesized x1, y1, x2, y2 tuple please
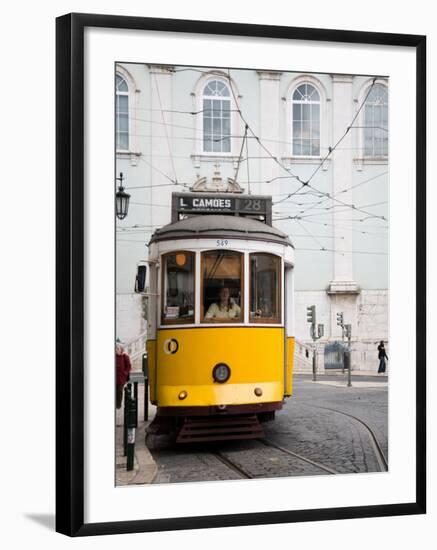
(257, 70, 282, 81)
(147, 64, 175, 75)
(331, 74, 354, 84)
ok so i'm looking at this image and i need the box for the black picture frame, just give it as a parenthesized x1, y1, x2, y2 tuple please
(56, 12, 426, 537)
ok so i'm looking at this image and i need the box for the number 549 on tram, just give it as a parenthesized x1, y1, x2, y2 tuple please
(135, 194, 295, 444)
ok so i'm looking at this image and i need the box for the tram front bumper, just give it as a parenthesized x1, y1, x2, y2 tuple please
(157, 381, 284, 407)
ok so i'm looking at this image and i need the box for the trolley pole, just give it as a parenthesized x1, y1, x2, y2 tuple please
(344, 324, 352, 387)
(306, 305, 324, 381)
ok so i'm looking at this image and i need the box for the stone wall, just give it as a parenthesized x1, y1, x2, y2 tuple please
(295, 289, 388, 372)
(116, 293, 147, 344)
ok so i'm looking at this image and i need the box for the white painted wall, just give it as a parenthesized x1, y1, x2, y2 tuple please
(115, 56, 389, 368)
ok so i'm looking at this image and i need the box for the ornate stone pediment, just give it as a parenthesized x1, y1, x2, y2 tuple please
(191, 166, 244, 193)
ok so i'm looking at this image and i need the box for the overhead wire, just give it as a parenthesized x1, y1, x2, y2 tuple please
(128, 113, 387, 152)
(294, 247, 388, 256)
(234, 124, 248, 183)
(274, 201, 389, 220)
(295, 219, 329, 250)
(117, 66, 388, 259)
(222, 70, 387, 222)
(225, 69, 305, 188)
(273, 216, 389, 236)
(306, 183, 387, 221)
(152, 72, 178, 183)
(276, 170, 388, 217)
(273, 184, 307, 204)
(133, 155, 177, 185)
(304, 77, 377, 186)
(245, 129, 251, 195)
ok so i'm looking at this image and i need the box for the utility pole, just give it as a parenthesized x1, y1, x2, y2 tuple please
(337, 311, 345, 372)
(307, 305, 324, 382)
(344, 324, 352, 387)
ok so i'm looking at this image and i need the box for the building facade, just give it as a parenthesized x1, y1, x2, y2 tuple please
(115, 63, 389, 371)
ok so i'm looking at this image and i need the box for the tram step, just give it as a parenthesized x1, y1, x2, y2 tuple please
(176, 414, 264, 443)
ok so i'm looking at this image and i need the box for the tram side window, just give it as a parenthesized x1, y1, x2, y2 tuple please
(202, 250, 243, 322)
(162, 252, 195, 324)
(250, 254, 281, 323)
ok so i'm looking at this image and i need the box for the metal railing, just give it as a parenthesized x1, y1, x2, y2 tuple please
(294, 339, 315, 372)
(122, 329, 148, 363)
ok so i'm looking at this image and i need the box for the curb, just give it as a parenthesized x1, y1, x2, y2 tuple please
(130, 441, 158, 485)
(115, 423, 158, 486)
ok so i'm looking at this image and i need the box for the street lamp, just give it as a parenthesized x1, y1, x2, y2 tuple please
(115, 172, 130, 220)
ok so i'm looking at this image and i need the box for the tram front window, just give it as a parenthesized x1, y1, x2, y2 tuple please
(250, 253, 281, 323)
(162, 252, 195, 324)
(202, 250, 243, 322)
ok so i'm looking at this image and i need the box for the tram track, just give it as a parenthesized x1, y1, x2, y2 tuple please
(211, 450, 254, 479)
(301, 403, 388, 472)
(150, 404, 387, 482)
(210, 438, 340, 479)
(257, 438, 339, 474)
(211, 403, 388, 478)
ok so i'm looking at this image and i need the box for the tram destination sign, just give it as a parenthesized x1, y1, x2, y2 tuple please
(171, 193, 272, 224)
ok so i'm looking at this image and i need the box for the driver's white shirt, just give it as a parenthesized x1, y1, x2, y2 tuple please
(205, 302, 241, 319)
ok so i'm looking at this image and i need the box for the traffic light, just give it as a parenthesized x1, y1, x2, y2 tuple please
(336, 312, 344, 327)
(306, 305, 316, 325)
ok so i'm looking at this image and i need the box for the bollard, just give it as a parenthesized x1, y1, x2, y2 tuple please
(142, 353, 149, 422)
(144, 378, 149, 422)
(133, 381, 139, 428)
(123, 383, 132, 456)
(126, 388, 137, 471)
(344, 349, 352, 387)
(344, 324, 352, 387)
(312, 348, 317, 382)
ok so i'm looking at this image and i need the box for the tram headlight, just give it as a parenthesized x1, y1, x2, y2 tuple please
(175, 253, 186, 267)
(212, 363, 231, 383)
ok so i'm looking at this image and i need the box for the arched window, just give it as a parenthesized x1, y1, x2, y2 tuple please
(364, 83, 388, 157)
(202, 80, 231, 153)
(292, 83, 320, 156)
(116, 74, 129, 151)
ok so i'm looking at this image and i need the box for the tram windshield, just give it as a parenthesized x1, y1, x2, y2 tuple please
(202, 250, 243, 322)
(250, 253, 281, 323)
(162, 252, 195, 324)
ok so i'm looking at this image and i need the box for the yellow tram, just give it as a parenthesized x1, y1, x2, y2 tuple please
(136, 192, 295, 443)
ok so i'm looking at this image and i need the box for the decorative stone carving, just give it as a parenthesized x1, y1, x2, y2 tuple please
(190, 165, 244, 193)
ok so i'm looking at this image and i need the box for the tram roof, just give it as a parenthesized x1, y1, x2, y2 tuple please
(149, 214, 293, 247)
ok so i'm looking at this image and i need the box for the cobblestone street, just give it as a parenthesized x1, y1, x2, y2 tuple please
(148, 373, 388, 484)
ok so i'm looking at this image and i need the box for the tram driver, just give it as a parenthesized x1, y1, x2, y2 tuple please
(205, 286, 241, 320)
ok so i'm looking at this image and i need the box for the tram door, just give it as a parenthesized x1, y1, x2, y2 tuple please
(284, 263, 294, 396)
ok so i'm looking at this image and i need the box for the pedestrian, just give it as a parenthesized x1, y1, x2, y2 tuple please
(116, 342, 131, 409)
(377, 341, 388, 374)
